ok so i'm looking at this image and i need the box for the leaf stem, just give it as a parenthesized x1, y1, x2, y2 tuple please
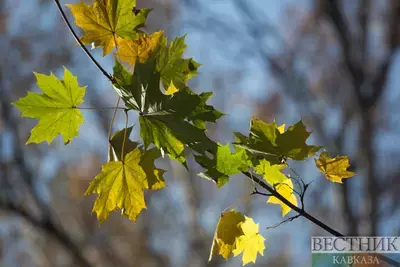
(121, 110, 129, 162)
(53, 0, 113, 81)
(243, 171, 399, 267)
(79, 107, 125, 110)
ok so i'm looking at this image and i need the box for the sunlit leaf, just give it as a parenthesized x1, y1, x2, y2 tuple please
(67, 0, 151, 56)
(116, 31, 163, 66)
(254, 159, 287, 185)
(209, 210, 265, 266)
(232, 217, 266, 265)
(267, 178, 298, 216)
(314, 151, 356, 183)
(12, 68, 86, 144)
(86, 147, 166, 223)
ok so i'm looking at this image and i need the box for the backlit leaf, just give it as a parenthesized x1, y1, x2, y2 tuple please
(116, 31, 163, 67)
(267, 178, 298, 217)
(232, 217, 266, 265)
(85, 147, 166, 223)
(209, 210, 245, 261)
(234, 118, 321, 162)
(314, 151, 356, 183)
(209, 210, 265, 266)
(67, 0, 151, 56)
(12, 68, 86, 145)
(254, 159, 287, 185)
(195, 143, 249, 187)
(156, 35, 200, 90)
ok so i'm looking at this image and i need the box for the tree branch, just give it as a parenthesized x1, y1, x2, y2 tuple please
(242, 171, 400, 267)
(325, 0, 364, 104)
(369, 0, 400, 107)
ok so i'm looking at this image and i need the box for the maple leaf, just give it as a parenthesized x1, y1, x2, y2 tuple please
(209, 210, 245, 261)
(67, 0, 151, 56)
(116, 31, 164, 67)
(276, 120, 322, 160)
(209, 210, 265, 266)
(314, 151, 356, 183)
(112, 58, 220, 165)
(109, 126, 166, 189)
(12, 68, 86, 145)
(232, 217, 266, 265)
(195, 143, 249, 187)
(156, 35, 201, 90)
(234, 117, 321, 163)
(254, 159, 287, 185)
(267, 178, 298, 216)
(85, 146, 166, 223)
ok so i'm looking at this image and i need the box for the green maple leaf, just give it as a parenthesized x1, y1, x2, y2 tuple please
(156, 35, 201, 90)
(234, 117, 321, 162)
(86, 145, 166, 223)
(112, 58, 221, 165)
(67, 0, 151, 56)
(276, 120, 322, 160)
(12, 68, 86, 145)
(195, 143, 249, 187)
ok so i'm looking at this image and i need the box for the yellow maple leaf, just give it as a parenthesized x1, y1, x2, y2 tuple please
(232, 217, 265, 265)
(209, 210, 245, 261)
(267, 178, 298, 217)
(67, 0, 150, 56)
(209, 210, 266, 266)
(314, 151, 356, 183)
(116, 31, 164, 67)
(85, 147, 165, 223)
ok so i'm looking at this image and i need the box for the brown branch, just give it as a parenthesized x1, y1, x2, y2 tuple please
(369, 0, 400, 107)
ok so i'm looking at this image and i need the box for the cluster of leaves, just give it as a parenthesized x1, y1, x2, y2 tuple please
(12, 0, 356, 265)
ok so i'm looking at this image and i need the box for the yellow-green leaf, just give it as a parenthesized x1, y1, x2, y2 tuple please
(209, 210, 265, 266)
(116, 31, 164, 67)
(314, 151, 356, 183)
(209, 210, 245, 261)
(267, 178, 298, 217)
(232, 217, 265, 265)
(254, 159, 287, 185)
(12, 68, 86, 145)
(67, 0, 151, 56)
(85, 147, 166, 223)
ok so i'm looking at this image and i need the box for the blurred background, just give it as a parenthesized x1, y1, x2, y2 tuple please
(1, 0, 399, 266)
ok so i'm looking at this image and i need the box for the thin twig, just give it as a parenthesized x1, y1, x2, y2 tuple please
(53, 0, 113, 81)
(265, 214, 301, 230)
